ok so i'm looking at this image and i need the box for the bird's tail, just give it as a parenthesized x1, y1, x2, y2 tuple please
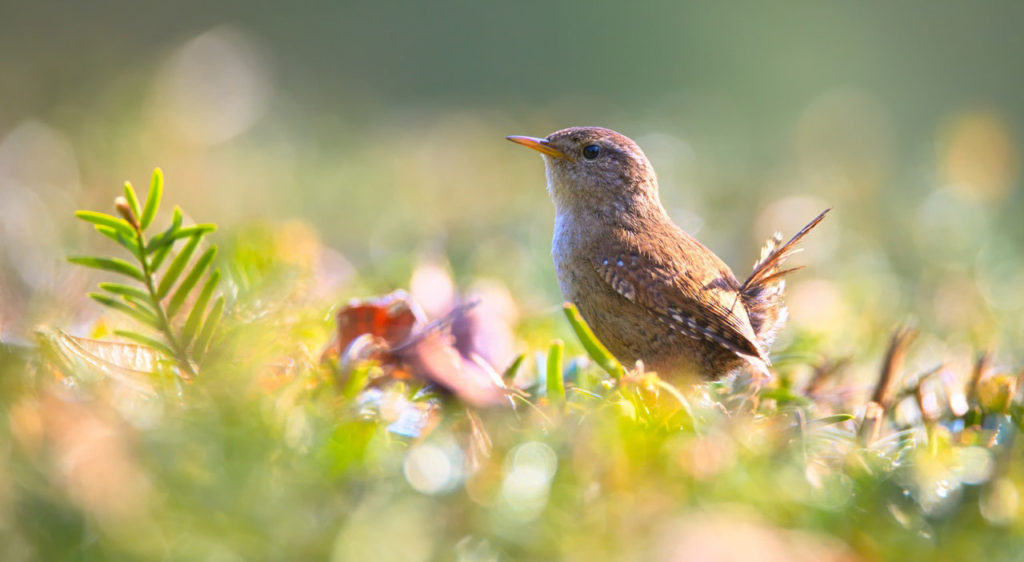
(740, 209, 830, 351)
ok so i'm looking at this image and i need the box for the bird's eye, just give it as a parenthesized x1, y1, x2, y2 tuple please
(582, 144, 600, 160)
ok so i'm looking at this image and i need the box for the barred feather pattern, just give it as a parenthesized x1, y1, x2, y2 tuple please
(742, 232, 788, 353)
(740, 209, 830, 354)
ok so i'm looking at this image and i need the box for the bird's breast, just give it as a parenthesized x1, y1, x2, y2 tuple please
(551, 213, 577, 297)
(550, 212, 595, 301)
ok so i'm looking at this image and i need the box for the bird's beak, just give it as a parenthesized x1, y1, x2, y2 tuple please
(506, 135, 573, 161)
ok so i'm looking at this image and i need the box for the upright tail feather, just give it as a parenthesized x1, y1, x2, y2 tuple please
(740, 209, 830, 351)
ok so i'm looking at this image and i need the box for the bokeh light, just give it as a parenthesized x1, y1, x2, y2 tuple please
(3, 2, 1024, 560)
(151, 27, 272, 146)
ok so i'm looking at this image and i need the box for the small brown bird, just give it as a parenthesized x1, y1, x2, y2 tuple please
(507, 127, 827, 380)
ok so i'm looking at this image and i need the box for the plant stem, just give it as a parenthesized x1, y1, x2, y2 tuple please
(130, 221, 197, 379)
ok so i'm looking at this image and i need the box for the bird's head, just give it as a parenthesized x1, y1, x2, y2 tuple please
(507, 127, 662, 218)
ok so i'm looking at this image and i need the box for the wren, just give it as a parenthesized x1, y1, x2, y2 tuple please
(508, 127, 827, 380)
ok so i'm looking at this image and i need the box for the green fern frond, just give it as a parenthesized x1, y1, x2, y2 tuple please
(69, 167, 223, 380)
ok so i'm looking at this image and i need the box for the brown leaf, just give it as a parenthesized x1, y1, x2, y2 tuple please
(331, 291, 507, 408)
(40, 330, 158, 395)
(336, 290, 426, 352)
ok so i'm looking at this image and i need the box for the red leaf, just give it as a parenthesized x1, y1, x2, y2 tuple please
(331, 291, 508, 408)
(336, 290, 425, 351)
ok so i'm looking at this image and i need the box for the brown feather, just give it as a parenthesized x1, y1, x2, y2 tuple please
(587, 221, 767, 373)
(741, 209, 830, 348)
(742, 209, 830, 293)
(512, 126, 828, 379)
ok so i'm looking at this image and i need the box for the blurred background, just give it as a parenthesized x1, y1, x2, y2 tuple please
(6, 3, 1024, 561)
(3, 0, 1024, 369)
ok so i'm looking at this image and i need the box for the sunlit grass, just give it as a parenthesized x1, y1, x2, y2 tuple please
(2, 206, 1024, 560)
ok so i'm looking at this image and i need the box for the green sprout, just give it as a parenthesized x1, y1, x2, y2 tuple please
(68, 168, 223, 379)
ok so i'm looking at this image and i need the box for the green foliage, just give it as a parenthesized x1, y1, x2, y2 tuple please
(563, 302, 624, 378)
(2, 173, 1022, 561)
(67, 168, 222, 379)
(545, 339, 565, 405)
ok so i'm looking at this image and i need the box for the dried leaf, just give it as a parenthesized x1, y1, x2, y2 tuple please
(40, 330, 158, 395)
(872, 325, 917, 410)
(336, 290, 425, 352)
(332, 291, 507, 408)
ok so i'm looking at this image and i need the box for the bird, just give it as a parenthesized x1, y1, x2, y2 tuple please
(507, 127, 828, 380)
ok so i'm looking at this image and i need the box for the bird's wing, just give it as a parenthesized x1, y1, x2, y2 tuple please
(591, 237, 766, 365)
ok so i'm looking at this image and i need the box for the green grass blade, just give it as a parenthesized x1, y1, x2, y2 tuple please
(98, 282, 150, 301)
(181, 269, 220, 347)
(123, 181, 142, 217)
(113, 329, 176, 359)
(89, 293, 159, 328)
(546, 339, 565, 404)
(813, 413, 856, 426)
(75, 211, 135, 238)
(759, 387, 813, 406)
(69, 256, 145, 282)
(139, 168, 163, 231)
(502, 353, 526, 383)
(562, 302, 624, 378)
(156, 235, 201, 299)
(193, 296, 224, 363)
(167, 246, 217, 318)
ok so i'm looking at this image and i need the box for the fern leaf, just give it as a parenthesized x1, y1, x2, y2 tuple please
(75, 211, 135, 238)
(98, 282, 150, 301)
(94, 225, 141, 255)
(69, 256, 145, 282)
(113, 329, 177, 359)
(156, 235, 201, 298)
(147, 224, 216, 253)
(123, 181, 142, 217)
(73, 172, 221, 379)
(150, 206, 185, 270)
(194, 296, 224, 362)
(140, 168, 163, 230)
(149, 237, 175, 272)
(146, 226, 177, 253)
(89, 293, 158, 328)
(181, 269, 220, 347)
(123, 294, 160, 319)
(167, 247, 216, 318)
